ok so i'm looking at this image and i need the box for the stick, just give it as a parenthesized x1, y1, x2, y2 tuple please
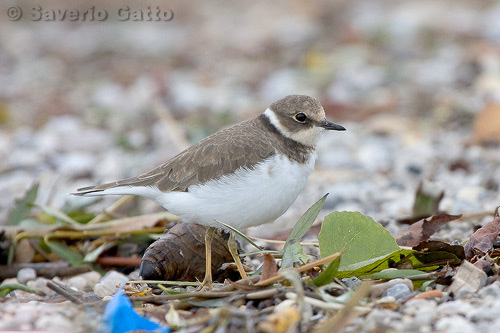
(255, 252, 341, 287)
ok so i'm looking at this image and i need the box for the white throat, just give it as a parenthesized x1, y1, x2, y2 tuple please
(263, 108, 323, 147)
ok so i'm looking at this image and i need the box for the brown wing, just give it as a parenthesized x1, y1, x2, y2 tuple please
(75, 116, 276, 194)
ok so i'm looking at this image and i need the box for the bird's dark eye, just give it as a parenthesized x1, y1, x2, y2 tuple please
(294, 113, 307, 123)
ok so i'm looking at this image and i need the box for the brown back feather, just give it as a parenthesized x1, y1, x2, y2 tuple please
(77, 113, 315, 194)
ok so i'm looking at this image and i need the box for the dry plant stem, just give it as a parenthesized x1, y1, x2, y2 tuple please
(132, 291, 242, 302)
(46, 281, 83, 305)
(87, 195, 135, 224)
(286, 292, 371, 312)
(228, 232, 248, 280)
(250, 236, 319, 247)
(14, 227, 166, 244)
(0, 263, 91, 280)
(314, 281, 373, 333)
(255, 252, 342, 287)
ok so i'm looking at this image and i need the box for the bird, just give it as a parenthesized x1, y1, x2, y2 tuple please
(73, 94, 346, 288)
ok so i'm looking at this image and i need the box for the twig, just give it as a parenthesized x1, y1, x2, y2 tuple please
(250, 236, 319, 247)
(255, 252, 341, 287)
(0, 263, 91, 280)
(131, 290, 243, 302)
(286, 292, 371, 312)
(96, 257, 142, 267)
(46, 281, 83, 304)
(87, 195, 135, 224)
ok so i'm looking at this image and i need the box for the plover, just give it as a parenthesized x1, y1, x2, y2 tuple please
(74, 95, 345, 287)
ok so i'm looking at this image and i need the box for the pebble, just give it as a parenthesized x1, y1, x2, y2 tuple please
(436, 300, 475, 317)
(370, 278, 413, 298)
(26, 277, 51, 295)
(342, 277, 362, 290)
(470, 299, 500, 322)
(382, 283, 412, 301)
(435, 315, 476, 333)
(478, 281, 500, 299)
(67, 271, 101, 292)
(16, 268, 37, 284)
(362, 309, 405, 332)
(67, 276, 88, 291)
(93, 271, 128, 297)
(403, 299, 438, 316)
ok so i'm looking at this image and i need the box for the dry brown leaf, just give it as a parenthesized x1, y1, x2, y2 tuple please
(258, 306, 300, 333)
(396, 214, 462, 247)
(449, 260, 487, 293)
(413, 240, 465, 260)
(259, 253, 278, 282)
(473, 103, 500, 145)
(140, 222, 241, 282)
(464, 217, 500, 260)
(14, 238, 35, 263)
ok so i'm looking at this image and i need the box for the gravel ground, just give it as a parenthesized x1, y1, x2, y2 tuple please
(1, 0, 500, 331)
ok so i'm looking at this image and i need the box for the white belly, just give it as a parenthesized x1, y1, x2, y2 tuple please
(154, 154, 316, 229)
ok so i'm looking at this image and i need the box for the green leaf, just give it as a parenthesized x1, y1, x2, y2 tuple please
(281, 240, 309, 268)
(413, 182, 443, 217)
(36, 204, 80, 225)
(319, 211, 400, 272)
(0, 283, 44, 297)
(362, 269, 430, 280)
(335, 249, 459, 278)
(313, 253, 341, 286)
(44, 238, 83, 266)
(6, 183, 39, 226)
(281, 194, 328, 268)
(83, 242, 116, 263)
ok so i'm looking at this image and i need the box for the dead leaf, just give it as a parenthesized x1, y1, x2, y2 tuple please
(260, 253, 278, 282)
(413, 240, 465, 260)
(396, 214, 462, 247)
(14, 238, 35, 263)
(258, 306, 300, 333)
(449, 260, 487, 293)
(464, 217, 500, 260)
(140, 222, 241, 282)
(473, 103, 500, 145)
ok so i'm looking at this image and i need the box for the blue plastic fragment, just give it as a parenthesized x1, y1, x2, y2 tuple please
(103, 287, 170, 333)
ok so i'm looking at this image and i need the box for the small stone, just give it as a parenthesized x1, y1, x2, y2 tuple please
(370, 278, 413, 298)
(16, 267, 36, 284)
(478, 281, 500, 299)
(35, 313, 74, 331)
(470, 299, 500, 321)
(67, 276, 88, 292)
(403, 299, 437, 316)
(437, 300, 474, 316)
(454, 288, 476, 300)
(435, 315, 475, 333)
(81, 292, 101, 303)
(26, 277, 51, 294)
(93, 271, 128, 297)
(94, 283, 116, 298)
(382, 283, 412, 300)
(363, 309, 404, 332)
(342, 277, 362, 290)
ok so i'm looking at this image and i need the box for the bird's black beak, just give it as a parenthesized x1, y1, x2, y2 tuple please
(320, 119, 346, 131)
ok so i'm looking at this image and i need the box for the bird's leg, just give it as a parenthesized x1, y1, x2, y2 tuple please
(199, 226, 215, 290)
(228, 232, 248, 280)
